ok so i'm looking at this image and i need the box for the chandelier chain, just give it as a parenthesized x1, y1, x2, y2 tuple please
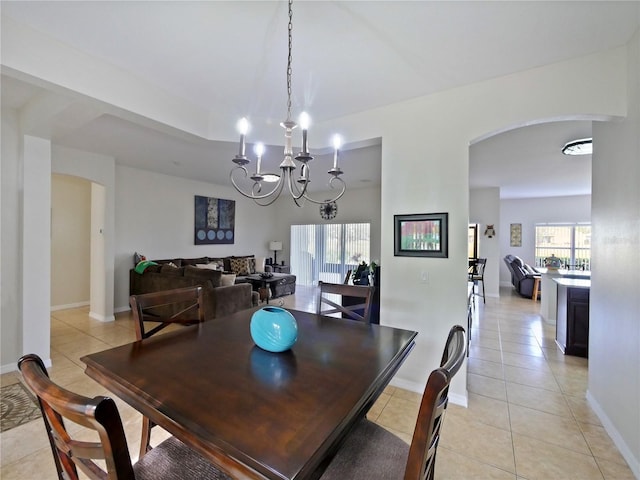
(286, 0, 293, 122)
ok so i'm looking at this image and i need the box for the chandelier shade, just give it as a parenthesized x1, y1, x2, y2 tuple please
(229, 0, 346, 207)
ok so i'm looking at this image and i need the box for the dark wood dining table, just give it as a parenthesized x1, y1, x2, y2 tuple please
(81, 307, 417, 480)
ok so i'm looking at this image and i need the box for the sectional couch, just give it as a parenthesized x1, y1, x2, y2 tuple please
(129, 255, 296, 319)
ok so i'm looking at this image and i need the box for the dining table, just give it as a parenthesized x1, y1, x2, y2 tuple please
(81, 307, 417, 480)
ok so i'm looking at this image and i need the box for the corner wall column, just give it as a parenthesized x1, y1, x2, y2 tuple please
(22, 135, 52, 362)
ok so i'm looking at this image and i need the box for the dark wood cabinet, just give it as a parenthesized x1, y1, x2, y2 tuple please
(555, 279, 590, 358)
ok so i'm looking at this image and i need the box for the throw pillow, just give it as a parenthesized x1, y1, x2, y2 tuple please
(229, 257, 250, 276)
(220, 273, 236, 286)
(208, 258, 225, 270)
(196, 263, 219, 270)
(254, 256, 266, 273)
(248, 257, 256, 274)
(134, 260, 158, 274)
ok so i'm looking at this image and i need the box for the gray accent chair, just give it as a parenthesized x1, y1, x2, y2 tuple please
(504, 254, 541, 299)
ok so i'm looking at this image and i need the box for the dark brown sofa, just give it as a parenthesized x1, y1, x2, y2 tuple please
(129, 263, 258, 320)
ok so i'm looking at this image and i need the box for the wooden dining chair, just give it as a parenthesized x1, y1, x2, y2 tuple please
(320, 325, 466, 480)
(17, 354, 231, 480)
(130, 285, 205, 341)
(130, 286, 205, 457)
(317, 281, 374, 323)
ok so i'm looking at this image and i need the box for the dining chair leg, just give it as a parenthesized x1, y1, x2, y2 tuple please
(139, 417, 153, 459)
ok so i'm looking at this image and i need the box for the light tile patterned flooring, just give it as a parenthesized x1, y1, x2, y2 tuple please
(0, 286, 634, 479)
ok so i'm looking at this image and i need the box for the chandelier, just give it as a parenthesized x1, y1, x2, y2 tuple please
(230, 0, 346, 207)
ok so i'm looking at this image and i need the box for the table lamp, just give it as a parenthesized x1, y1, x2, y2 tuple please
(269, 241, 283, 266)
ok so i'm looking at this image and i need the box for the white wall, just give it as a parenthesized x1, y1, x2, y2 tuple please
(588, 28, 640, 477)
(469, 188, 501, 299)
(499, 195, 591, 284)
(51, 174, 91, 309)
(1, 109, 22, 370)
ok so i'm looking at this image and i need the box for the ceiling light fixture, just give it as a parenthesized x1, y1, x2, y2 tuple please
(230, 0, 346, 207)
(562, 138, 592, 155)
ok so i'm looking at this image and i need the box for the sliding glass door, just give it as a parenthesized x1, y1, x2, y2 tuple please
(291, 223, 370, 286)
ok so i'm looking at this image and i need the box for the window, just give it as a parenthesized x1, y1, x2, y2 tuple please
(290, 223, 370, 286)
(534, 224, 591, 270)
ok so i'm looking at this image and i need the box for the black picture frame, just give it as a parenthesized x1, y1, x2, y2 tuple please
(394, 213, 448, 258)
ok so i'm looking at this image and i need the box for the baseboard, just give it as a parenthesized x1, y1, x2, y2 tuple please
(0, 363, 18, 374)
(114, 305, 131, 314)
(51, 301, 89, 311)
(390, 376, 423, 394)
(586, 390, 640, 479)
(389, 377, 468, 408)
(1, 357, 51, 374)
(89, 311, 115, 322)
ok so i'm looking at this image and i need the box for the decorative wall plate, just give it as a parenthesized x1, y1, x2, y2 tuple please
(320, 201, 338, 220)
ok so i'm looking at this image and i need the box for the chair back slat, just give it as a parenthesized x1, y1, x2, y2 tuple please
(316, 282, 374, 323)
(18, 354, 135, 480)
(404, 325, 466, 480)
(130, 286, 205, 340)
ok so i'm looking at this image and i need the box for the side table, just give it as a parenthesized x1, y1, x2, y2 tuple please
(272, 265, 290, 274)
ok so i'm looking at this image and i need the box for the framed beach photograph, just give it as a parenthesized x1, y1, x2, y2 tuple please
(394, 212, 448, 258)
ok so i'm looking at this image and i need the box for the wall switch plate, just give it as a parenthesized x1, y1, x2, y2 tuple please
(421, 271, 429, 284)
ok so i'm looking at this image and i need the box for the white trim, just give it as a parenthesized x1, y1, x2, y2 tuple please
(114, 306, 131, 314)
(586, 390, 640, 479)
(51, 301, 89, 312)
(390, 377, 469, 408)
(448, 391, 468, 408)
(1, 357, 51, 374)
(390, 376, 423, 394)
(89, 311, 115, 322)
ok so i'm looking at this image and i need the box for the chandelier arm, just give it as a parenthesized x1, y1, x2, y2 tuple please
(300, 177, 347, 205)
(230, 167, 286, 201)
(286, 167, 310, 201)
(251, 176, 287, 206)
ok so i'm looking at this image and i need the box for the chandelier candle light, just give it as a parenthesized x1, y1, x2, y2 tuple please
(230, 0, 346, 207)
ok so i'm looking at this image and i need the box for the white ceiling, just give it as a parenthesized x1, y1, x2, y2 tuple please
(2, 1, 638, 197)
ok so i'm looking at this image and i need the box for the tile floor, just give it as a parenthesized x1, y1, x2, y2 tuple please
(0, 286, 634, 479)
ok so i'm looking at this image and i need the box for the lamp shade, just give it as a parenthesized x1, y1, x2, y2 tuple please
(269, 241, 283, 251)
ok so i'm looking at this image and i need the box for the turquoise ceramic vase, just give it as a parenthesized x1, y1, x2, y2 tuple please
(250, 307, 298, 352)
